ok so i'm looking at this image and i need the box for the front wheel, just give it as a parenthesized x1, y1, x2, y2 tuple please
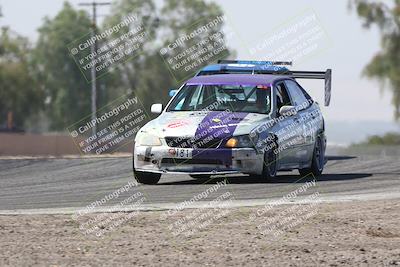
(133, 143, 161, 184)
(134, 170, 161, 185)
(253, 142, 278, 181)
(299, 135, 324, 177)
(263, 144, 278, 179)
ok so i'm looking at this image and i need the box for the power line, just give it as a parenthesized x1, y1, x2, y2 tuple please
(78, 1, 111, 139)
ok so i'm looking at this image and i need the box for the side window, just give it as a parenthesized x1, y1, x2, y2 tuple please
(170, 85, 202, 111)
(275, 82, 292, 110)
(299, 85, 313, 102)
(285, 80, 309, 108)
(188, 86, 203, 109)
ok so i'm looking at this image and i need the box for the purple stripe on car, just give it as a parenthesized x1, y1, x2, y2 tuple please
(192, 111, 248, 167)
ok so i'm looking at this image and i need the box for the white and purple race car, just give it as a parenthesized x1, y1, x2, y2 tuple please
(133, 61, 331, 184)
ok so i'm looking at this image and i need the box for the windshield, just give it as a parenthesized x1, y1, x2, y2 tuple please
(167, 84, 271, 114)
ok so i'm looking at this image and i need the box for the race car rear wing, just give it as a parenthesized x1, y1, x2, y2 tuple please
(212, 60, 332, 106)
(247, 69, 332, 106)
(290, 69, 332, 106)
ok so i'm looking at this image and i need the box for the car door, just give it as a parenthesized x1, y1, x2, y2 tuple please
(284, 80, 312, 165)
(274, 81, 303, 168)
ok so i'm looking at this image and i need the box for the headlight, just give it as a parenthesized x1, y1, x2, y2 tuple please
(136, 134, 162, 146)
(225, 135, 253, 148)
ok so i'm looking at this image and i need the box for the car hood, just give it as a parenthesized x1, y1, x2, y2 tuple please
(139, 111, 270, 138)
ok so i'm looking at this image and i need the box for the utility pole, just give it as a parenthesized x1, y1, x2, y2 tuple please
(78, 1, 111, 138)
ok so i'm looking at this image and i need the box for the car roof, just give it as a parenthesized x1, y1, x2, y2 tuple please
(186, 74, 290, 86)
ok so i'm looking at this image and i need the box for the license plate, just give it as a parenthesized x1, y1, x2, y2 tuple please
(174, 148, 192, 159)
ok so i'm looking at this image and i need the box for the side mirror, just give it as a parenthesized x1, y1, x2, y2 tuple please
(151, 103, 163, 114)
(169, 89, 177, 97)
(279, 105, 297, 117)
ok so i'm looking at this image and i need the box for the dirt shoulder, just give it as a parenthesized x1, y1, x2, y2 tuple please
(1, 199, 400, 266)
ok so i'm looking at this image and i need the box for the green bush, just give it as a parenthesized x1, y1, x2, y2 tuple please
(363, 132, 400, 145)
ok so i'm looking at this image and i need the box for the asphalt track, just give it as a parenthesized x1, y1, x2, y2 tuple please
(0, 155, 399, 213)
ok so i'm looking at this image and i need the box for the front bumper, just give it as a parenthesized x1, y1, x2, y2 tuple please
(134, 145, 264, 175)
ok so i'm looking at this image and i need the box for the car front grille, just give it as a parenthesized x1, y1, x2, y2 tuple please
(165, 137, 222, 149)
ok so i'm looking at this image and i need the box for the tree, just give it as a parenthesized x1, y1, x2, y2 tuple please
(0, 27, 43, 130)
(160, 0, 233, 81)
(351, 0, 400, 120)
(365, 132, 400, 145)
(101, 0, 164, 100)
(33, 2, 105, 130)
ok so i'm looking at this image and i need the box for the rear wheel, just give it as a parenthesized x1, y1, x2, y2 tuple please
(299, 135, 324, 177)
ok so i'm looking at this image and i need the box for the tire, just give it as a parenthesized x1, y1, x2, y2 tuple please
(132, 142, 161, 185)
(299, 135, 325, 177)
(254, 140, 278, 180)
(134, 170, 161, 185)
(190, 174, 211, 180)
